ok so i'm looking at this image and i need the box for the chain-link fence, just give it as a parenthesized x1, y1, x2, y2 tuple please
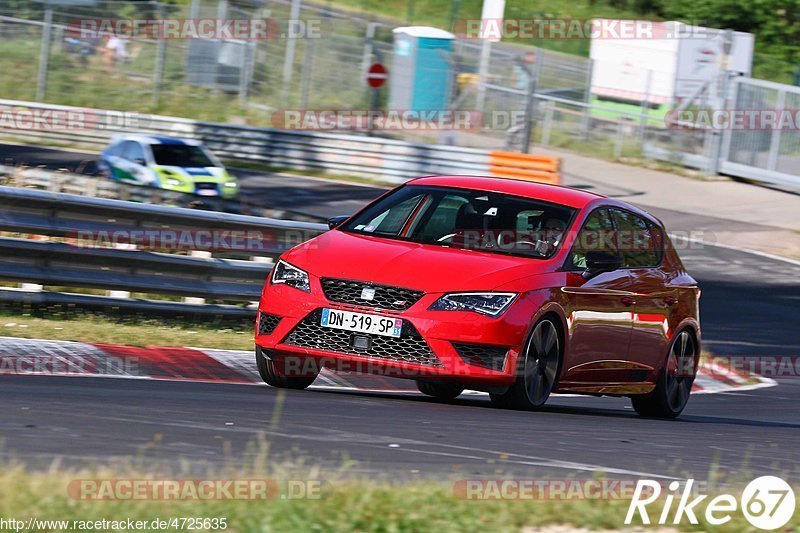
(0, 0, 394, 122)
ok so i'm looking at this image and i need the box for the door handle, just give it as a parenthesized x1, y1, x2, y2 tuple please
(621, 296, 636, 307)
(664, 296, 678, 306)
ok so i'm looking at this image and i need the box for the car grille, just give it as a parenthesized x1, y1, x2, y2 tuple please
(284, 309, 442, 367)
(321, 278, 424, 311)
(452, 342, 509, 371)
(195, 183, 218, 193)
(258, 313, 282, 336)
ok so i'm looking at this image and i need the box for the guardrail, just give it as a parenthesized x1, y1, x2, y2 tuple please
(0, 164, 324, 222)
(0, 98, 562, 184)
(0, 186, 327, 317)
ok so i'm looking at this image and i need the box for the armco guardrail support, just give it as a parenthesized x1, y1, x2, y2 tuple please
(0, 186, 327, 314)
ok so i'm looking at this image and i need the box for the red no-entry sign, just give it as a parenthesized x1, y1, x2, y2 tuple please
(367, 63, 387, 89)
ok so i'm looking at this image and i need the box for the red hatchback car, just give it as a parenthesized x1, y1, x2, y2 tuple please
(255, 176, 701, 418)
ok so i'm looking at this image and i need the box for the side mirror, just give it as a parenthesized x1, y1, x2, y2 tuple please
(327, 215, 349, 230)
(133, 157, 146, 166)
(583, 251, 622, 279)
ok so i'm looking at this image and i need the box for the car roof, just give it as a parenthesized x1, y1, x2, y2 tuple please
(110, 135, 203, 146)
(408, 175, 605, 209)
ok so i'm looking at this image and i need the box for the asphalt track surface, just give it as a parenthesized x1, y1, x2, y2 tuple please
(0, 143, 798, 481)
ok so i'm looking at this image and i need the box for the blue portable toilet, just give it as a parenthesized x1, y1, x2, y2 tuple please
(389, 26, 455, 113)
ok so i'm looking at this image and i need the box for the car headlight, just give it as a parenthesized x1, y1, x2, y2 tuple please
(223, 180, 238, 188)
(271, 260, 310, 292)
(429, 292, 518, 317)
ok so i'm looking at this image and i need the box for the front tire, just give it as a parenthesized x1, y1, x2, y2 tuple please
(416, 381, 464, 400)
(490, 318, 561, 410)
(255, 347, 318, 389)
(631, 330, 696, 418)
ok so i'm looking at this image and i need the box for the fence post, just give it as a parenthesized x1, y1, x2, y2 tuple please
(361, 22, 379, 106)
(36, 6, 53, 101)
(579, 58, 593, 140)
(281, 0, 302, 105)
(520, 52, 542, 154)
(614, 115, 625, 160)
(475, 39, 492, 113)
(638, 69, 652, 142)
(707, 71, 732, 174)
(766, 88, 785, 172)
(240, 41, 255, 108)
(541, 100, 554, 147)
(299, 36, 315, 109)
(153, 4, 167, 107)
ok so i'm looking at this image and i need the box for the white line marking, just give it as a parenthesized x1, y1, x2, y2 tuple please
(669, 234, 800, 267)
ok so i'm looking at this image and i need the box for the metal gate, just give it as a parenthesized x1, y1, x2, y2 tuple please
(719, 77, 800, 188)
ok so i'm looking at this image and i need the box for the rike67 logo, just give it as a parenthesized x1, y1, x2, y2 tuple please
(625, 476, 796, 530)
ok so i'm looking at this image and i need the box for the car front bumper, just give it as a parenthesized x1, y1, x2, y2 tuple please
(255, 281, 538, 386)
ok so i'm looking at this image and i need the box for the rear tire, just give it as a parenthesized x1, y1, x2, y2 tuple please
(490, 318, 561, 410)
(416, 381, 464, 400)
(631, 330, 696, 419)
(255, 347, 318, 389)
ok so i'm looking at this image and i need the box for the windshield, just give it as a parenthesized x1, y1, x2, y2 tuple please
(151, 144, 216, 167)
(341, 185, 577, 259)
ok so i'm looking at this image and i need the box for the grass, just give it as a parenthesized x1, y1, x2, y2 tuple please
(0, 458, 796, 532)
(0, 310, 254, 351)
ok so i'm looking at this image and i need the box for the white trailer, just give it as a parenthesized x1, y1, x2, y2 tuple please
(589, 20, 754, 105)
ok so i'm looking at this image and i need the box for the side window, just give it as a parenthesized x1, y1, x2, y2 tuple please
(122, 141, 146, 164)
(612, 209, 662, 267)
(567, 208, 617, 270)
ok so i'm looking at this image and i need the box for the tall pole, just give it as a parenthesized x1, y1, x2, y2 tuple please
(520, 55, 541, 153)
(475, 39, 491, 113)
(281, 0, 302, 104)
(475, 0, 505, 113)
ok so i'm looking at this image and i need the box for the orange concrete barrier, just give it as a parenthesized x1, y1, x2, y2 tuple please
(488, 151, 561, 185)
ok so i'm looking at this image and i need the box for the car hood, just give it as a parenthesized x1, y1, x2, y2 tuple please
(154, 165, 230, 182)
(284, 230, 554, 293)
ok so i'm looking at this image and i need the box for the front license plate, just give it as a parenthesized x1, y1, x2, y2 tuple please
(320, 308, 402, 338)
